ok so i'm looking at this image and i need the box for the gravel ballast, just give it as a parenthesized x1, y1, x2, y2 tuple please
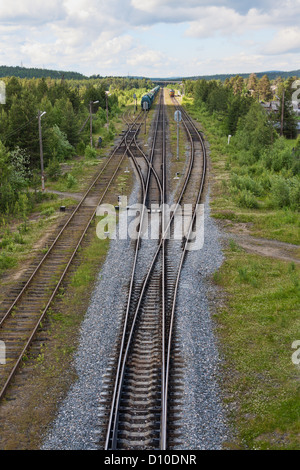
(174, 190, 230, 449)
(42, 177, 230, 450)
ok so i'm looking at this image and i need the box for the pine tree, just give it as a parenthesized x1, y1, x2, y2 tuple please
(247, 73, 258, 98)
(258, 75, 272, 101)
(277, 89, 298, 139)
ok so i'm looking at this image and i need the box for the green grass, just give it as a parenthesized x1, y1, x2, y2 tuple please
(182, 97, 300, 245)
(0, 195, 76, 278)
(214, 248, 300, 449)
(181, 96, 300, 449)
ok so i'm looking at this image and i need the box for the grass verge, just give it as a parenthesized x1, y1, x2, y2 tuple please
(213, 246, 300, 449)
(182, 97, 300, 245)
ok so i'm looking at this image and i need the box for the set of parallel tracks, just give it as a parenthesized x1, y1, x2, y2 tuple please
(0, 91, 207, 451)
(101, 91, 207, 450)
(0, 113, 144, 402)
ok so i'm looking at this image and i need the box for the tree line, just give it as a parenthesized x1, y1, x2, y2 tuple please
(184, 73, 299, 138)
(184, 74, 300, 211)
(0, 76, 153, 216)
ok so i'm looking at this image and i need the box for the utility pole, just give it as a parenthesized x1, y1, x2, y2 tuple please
(174, 110, 182, 160)
(106, 94, 109, 128)
(90, 100, 99, 147)
(105, 91, 111, 129)
(280, 89, 285, 137)
(38, 110, 46, 191)
(90, 101, 93, 147)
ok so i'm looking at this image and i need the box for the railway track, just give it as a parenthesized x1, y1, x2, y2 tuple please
(0, 113, 145, 402)
(100, 90, 207, 450)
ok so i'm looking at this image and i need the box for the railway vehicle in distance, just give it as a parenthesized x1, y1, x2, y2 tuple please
(169, 89, 175, 97)
(141, 86, 160, 110)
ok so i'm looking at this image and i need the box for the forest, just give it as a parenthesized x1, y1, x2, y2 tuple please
(0, 71, 299, 225)
(0, 75, 152, 219)
(183, 73, 300, 212)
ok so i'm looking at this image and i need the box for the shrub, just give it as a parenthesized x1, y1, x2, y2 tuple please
(231, 173, 264, 197)
(66, 174, 78, 189)
(271, 177, 290, 208)
(289, 178, 300, 210)
(263, 137, 294, 172)
(0, 253, 17, 271)
(236, 189, 259, 209)
(84, 145, 97, 159)
(47, 159, 62, 181)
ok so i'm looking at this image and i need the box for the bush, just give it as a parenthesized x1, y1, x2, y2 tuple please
(0, 252, 17, 271)
(66, 174, 77, 189)
(47, 159, 62, 181)
(231, 173, 264, 197)
(76, 140, 86, 155)
(236, 189, 259, 209)
(289, 178, 300, 210)
(271, 177, 290, 208)
(263, 138, 294, 172)
(84, 145, 97, 159)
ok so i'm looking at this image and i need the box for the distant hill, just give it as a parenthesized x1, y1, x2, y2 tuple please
(1, 65, 299, 83)
(151, 70, 300, 82)
(0, 65, 88, 80)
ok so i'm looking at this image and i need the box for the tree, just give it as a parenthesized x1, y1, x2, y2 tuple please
(276, 89, 298, 139)
(234, 102, 276, 158)
(51, 97, 80, 147)
(258, 75, 272, 101)
(6, 89, 39, 165)
(0, 142, 30, 214)
(229, 75, 245, 95)
(44, 125, 75, 163)
(83, 84, 106, 110)
(247, 73, 258, 98)
(4, 76, 22, 111)
(206, 85, 231, 115)
(224, 94, 253, 136)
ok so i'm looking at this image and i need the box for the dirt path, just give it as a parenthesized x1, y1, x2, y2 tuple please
(44, 189, 83, 201)
(233, 233, 299, 264)
(218, 220, 300, 264)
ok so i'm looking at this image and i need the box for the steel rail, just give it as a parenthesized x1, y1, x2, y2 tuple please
(0, 113, 143, 329)
(104, 91, 165, 450)
(104, 90, 199, 450)
(104, 90, 202, 450)
(107, 96, 203, 450)
(0, 116, 143, 402)
(162, 97, 207, 449)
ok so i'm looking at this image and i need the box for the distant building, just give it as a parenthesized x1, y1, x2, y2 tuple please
(260, 101, 279, 113)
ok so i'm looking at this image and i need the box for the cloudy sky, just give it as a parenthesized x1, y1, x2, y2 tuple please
(0, 0, 299, 77)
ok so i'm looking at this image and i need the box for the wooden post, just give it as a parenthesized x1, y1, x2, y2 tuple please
(280, 89, 285, 137)
(38, 110, 45, 191)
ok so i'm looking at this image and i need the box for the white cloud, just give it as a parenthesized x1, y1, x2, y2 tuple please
(0, 0, 300, 76)
(264, 27, 300, 55)
(0, 1, 65, 25)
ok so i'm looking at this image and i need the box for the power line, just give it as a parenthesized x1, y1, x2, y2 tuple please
(3, 115, 37, 140)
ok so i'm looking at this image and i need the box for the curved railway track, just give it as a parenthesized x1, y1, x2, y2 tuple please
(0, 90, 207, 451)
(101, 90, 207, 450)
(0, 112, 145, 402)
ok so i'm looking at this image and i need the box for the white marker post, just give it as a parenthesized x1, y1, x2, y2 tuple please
(0, 341, 5, 365)
(174, 110, 182, 160)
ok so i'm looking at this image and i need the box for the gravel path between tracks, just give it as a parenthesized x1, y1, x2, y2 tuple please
(41, 183, 230, 450)
(173, 189, 230, 450)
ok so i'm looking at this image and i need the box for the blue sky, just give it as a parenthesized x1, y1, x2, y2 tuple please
(0, 0, 299, 77)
